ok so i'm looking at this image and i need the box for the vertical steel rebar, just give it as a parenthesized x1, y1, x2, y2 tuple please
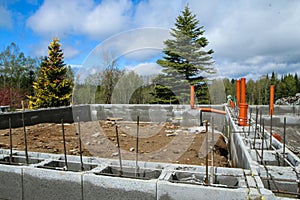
(77, 116, 83, 171)
(116, 125, 123, 176)
(270, 114, 273, 150)
(283, 116, 286, 166)
(210, 117, 215, 184)
(9, 118, 13, 164)
(205, 120, 209, 185)
(259, 110, 262, 133)
(22, 111, 29, 164)
(61, 119, 68, 170)
(135, 116, 140, 177)
(261, 119, 264, 165)
(248, 108, 252, 136)
(253, 107, 258, 148)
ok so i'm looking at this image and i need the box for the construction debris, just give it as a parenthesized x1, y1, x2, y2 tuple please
(275, 93, 300, 105)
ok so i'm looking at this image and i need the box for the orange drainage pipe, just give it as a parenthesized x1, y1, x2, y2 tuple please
(269, 85, 274, 116)
(195, 107, 226, 115)
(240, 78, 246, 103)
(236, 79, 241, 107)
(238, 78, 248, 126)
(190, 85, 195, 109)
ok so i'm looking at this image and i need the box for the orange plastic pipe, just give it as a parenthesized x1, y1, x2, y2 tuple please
(196, 107, 226, 115)
(269, 85, 274, 116)
(236, 79, 241, 107)
(190, 85, 195, 109)
(241, 78, 246, 103)
(238, 78, 248, 126)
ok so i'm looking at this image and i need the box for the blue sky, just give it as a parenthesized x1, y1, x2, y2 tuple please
(1, 0, 300, 80)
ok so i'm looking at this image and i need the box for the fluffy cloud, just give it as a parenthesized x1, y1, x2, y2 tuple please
(26, 0, 132, 40)
(126, 62, 162, 76)
(0, 5, 13, 29)
(26, 0, 300, 79)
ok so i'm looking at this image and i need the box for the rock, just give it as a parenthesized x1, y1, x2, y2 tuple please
(166, 133, 177, 137)
(2, 132, 9, 136)
(173, 150, 180, 154)
(111, 152, 118, 157)
(92, 132, 100, 137)
(121, 134, 127, 137)
(175, 129, 183, 133)
(165, 130, 174, 133)
(130, 147, 135, 152)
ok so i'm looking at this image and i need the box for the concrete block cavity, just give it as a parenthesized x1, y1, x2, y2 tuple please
(97, 165, 162, 179)
(23, 167, 82, 200)
(0, 165, 23, 200)
(40, 160, 98, 172)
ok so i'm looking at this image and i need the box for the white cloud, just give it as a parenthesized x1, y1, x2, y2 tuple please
(63, 45, 80, 59)
(25, 0, 300, 80)
(0, 5, 13, 29)
(133, 0, 183, 28)
(26, 0, 132, 40)
(126, 62, 162, 76)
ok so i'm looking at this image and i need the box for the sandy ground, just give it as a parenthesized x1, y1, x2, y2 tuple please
(0, 120, 229, 167)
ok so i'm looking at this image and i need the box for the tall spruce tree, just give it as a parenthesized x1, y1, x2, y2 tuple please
(29, 38, 73, 109)
(152, 5, 214, 104)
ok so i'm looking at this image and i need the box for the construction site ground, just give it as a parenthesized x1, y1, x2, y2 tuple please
(0, 120, 229, 167)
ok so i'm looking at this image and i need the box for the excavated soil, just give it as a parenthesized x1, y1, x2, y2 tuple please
(0, 120, 229, 167)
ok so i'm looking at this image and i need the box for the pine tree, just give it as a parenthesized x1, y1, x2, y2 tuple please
(29, 38, 73, 109)
(152, 5, 214, 104)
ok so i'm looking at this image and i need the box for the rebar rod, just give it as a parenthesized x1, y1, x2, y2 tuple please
(22, 111, 29, 164)
(259, 110, 262, 133)
(61, 119, 68, 170)
(261, 119, 264, 165)
(9, 118, 13, 164)
(77, 116, 83, 171)
(253, 107, 258, 148)
(283, 116, 286, 166)
(135, 116, 140, 177)
(270, 114, 273, 150)
(115, 125, 123, 176)
(205, 120, 209, 185)
(210, 117, 215, 184)
(248, 108, 252, 136)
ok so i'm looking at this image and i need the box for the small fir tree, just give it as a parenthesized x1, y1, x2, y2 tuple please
(152, 5, 214, 104)
(29, 38, 73, 109)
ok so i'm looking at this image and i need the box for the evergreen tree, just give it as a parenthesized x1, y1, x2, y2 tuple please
(152, 5, 214, 104)
(29, 38, 73, 109)
(294, 73, 300, 93)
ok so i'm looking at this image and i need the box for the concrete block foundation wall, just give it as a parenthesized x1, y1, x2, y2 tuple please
(0, 104, 226, 132)
(226, 105, 300, 199)
(2, 104, 300, 199)
(0, 149, 275, 200)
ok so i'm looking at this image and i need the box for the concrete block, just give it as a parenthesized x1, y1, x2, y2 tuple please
(259, 188, 277, 200)
(245, 175, 257, 188)
(0, 164, 23, 200)
(23, 167, 82, 200)
(248, 188, 261, 200)
(157, 180, 248, 200)
(83, 172, 157, 200)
